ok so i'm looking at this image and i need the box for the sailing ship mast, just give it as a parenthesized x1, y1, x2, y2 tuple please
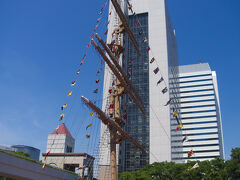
(81, 1, 145, 179)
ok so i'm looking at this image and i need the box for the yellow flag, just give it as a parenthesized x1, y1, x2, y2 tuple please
(90, 112, 94, 116)
(42, 163, 46, 169)
(67, 91, 72, 96)
(86, 123, 93, 130)
(178, 123, 183, 128)
(86, 133, 90, 138)
(173, 110, 178, 118)
(59, 114, 64, 121)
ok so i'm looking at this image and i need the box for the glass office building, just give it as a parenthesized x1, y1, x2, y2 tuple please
(119, 13, 150, 172)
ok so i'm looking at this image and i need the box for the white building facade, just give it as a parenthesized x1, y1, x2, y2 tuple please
(174, 63, 224, 162)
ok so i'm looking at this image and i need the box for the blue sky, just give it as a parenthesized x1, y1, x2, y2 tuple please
(0, 0, 239, 160)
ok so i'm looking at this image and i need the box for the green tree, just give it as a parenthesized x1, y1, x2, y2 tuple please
(226, 148, 240, 179)
(119, 148, 240, 180)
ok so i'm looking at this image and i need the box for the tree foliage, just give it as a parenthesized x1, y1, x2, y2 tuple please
(119, 148, 240, 180)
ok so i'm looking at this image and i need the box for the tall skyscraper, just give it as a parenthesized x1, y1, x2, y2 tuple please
(175, 63, 224, 162)
(98, 0, 181, 177)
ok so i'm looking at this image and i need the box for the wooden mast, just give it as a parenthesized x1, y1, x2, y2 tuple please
(95, 33, 144, 106)
(83, 1, 144, 180)
(110, 0, 141, 56)
(91, 39, 145, 116)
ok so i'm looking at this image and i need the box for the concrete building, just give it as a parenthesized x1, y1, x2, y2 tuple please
(47, 123, 75, 153)
(174, 63, 224, 162)
(43, 123, 94, 179)
(98, 0, 181, 178)
(0, 150, 77, 180)
(11, 145, 40, 161)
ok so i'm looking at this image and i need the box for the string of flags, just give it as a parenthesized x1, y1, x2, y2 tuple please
(43, 0, 108, 172)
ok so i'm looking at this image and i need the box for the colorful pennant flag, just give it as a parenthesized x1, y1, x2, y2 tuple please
(77, 69, 80, 74)
(44, 151, 50, 160)
(71, 81, 76, 86)
(147, 47, 151, 53)
(67, 91, 72, 96)
(61, 104, 68, 110)
(162, 87, 168, 94)
(55, 126, 59, 134)
(59, 114, 65, 121)
(90, 112, 94, 116)
(143, 37, 147, 43)
(94, 24, 99, 32)
(109, 104, 115, 110)
(190, 163, 199, 169)
(80, 54, 87, 65)
(89, 34, 95, 39)
(182, 136, 189, 143)
(153, 67, 159, 74)
(173, 110, 178, 118)
(139, 30, 143, 35)
(86, 123, 93, 130)
(96, 79, 100, 83)
(86, 133, 91, 139)
(164, 98, 172, 106)
(104, 29, 108, 35)
(123, 114, 127, 120)
(97, 68, 102, 74)
(86, 42, 91, 48)
(42, 163, 46, 170)
(188, 150, 194, 158)
(150, 57, 155, 64)
(157, 77, 164, 85)
(176, 123, 183, 131)
(78, 166, 86, 170)
(93, 89, 99, 93)
(97, 17, 101, 23)
(109, 89, 112, 94)
(134, 20, 139, 28)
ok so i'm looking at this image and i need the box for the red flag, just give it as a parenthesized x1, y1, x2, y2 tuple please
(100, 59, 104, 65)
(103, 1, 108, 8)
(94, 24, 99, 32)
(109, 104, 114, 110)
(112, 31, 115, 38)
(44, 151, 50, 160)
(97, 68, 102, 74)
(89, 34, 95, 39)
(80, 54, 87, 65)
(80, 54, 86, 65)
(96, 79, 100, 83)
(109, 11, 112, 15)
(134, 20, 139, 27)
(123, 114, 127, 120)
(147, 47, 150, 53)
(97, 17, 101, 23)
(86, 42, 91, 48)
(109, 89, 112, 94)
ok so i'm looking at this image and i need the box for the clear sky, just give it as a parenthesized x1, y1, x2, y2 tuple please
(0, 0, 239, 161)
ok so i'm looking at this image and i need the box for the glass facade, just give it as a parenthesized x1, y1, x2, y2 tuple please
(119, 13, 149, 172)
